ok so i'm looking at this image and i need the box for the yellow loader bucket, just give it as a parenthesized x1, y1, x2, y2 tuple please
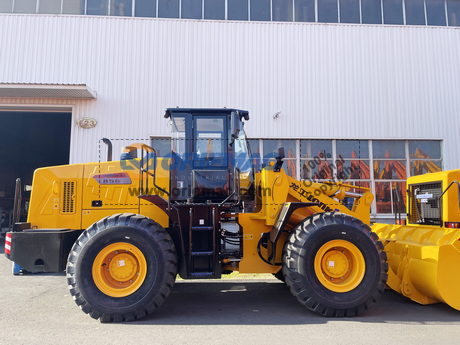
(372, 223, 460, 310)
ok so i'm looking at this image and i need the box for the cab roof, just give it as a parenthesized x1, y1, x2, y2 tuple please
(164, 108, 249, 121)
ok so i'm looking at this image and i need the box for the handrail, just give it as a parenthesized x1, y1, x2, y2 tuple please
(234, 167, 241, 205)
(218, 167, 241, 207)
(139, 145, 169, 197)
(393, 185, 402, 225)
(438, 181, 460, 227)
(12, 178, 22, 230)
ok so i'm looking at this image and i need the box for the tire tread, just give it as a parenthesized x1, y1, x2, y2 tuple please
(66, 213, 177, 322)
(282, 212, 388, 317)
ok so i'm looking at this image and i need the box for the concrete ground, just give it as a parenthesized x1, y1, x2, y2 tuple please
(1, 243, 459, 345)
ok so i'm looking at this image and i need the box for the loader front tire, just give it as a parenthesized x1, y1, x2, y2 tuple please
(66, 214, 177, 322)
(272, 270, 285, 282)
(283, 213, 388, 317)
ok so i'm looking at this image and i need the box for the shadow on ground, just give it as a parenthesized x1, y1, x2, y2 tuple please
(132, 280, 460, 326)
(1, 235, 458, 326)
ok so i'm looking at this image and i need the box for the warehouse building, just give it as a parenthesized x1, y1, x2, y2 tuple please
(0, 0, 459, 225)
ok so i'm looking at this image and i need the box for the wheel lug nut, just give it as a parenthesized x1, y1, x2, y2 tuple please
(120, 282, 123, 285)
(109, 258, 111, 261)
(130, 280, 133, 283)
(116, 251, 119, 254)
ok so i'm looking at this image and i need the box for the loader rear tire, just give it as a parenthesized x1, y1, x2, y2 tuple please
(272, 270, 285, 282)
(66, 213, 177, 322)
(283, 213, 388, 317)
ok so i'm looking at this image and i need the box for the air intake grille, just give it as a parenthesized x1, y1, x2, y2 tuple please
(408, 182, 442, 226)
(62, 181, 75, 214)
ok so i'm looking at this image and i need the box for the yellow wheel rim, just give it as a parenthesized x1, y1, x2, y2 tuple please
(92, 242, 147, 298)
(314, 240, 365, 293)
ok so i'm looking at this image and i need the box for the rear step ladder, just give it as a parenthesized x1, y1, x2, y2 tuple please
(189, 208, 218, 277)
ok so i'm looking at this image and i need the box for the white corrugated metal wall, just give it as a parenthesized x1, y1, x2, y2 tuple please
(0, 14, 459, 169)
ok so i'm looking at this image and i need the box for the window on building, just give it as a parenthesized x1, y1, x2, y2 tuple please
(373, 140, 406, 160)
(374, 181, 407, 213)
(336, 140, 370, 180)
(182, 0, 202, 19)
(249, 139, 442, 215)
(13, 0, 36, 13)
(0, 0, 13, 13)
(11, 0, 454, 27)
(336, 140, 371, 211)
(39, 0, 61, 14)
(447, 0, 460, 26)
(110, 0, 132, 16)
(250, 0, 271, 21)
(62, 0, 85, 14)
(362, 0, 382, 24)
(340, 0, 360, 23)
(204, 0, 225, 19)
(135, 0, 157, 17)
(272, 0, 293, 21)
(150, 137, 172, 157)
(373, 140, 407, 214)
(426, 0, 447, 26)
(87, 0, 108, 15)
(383, 0, 403, 24)
(295, 0, 315, 22)
(318, 0, 338, 23)
(409, 140, 442, 176)
(158, 0, 179, 18)
(405, 0, 426, 25)
(300, 140, 333, 181)
(228, 0, 248, 20)
(264, 139, 297, 178)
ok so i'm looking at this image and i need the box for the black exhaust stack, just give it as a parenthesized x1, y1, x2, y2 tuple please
(102, 138, 112, 162)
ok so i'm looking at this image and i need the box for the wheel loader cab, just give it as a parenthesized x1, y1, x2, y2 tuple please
(165, 108, 254, 203)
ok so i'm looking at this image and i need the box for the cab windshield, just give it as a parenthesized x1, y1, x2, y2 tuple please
(234, 129, 252, 172)
(234, 126, 255, 197)
(171, 116, 186, 160)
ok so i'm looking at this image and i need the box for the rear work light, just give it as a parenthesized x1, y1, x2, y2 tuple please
(445, 222, 460, 228)
(5, 233, 11, 255)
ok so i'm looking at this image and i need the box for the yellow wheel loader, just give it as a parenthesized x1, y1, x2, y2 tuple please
(3, 108, 457, 322)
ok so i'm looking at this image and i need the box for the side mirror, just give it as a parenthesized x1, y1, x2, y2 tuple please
(274, 147, 285, 172)
(277, 147, 285, 160)
(240, 111, 249, 121)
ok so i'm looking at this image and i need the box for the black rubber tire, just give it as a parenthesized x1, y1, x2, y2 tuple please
(66, 213, 177, 322)
(283, 212, 388, 317)
(272, 270, 285, 282)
